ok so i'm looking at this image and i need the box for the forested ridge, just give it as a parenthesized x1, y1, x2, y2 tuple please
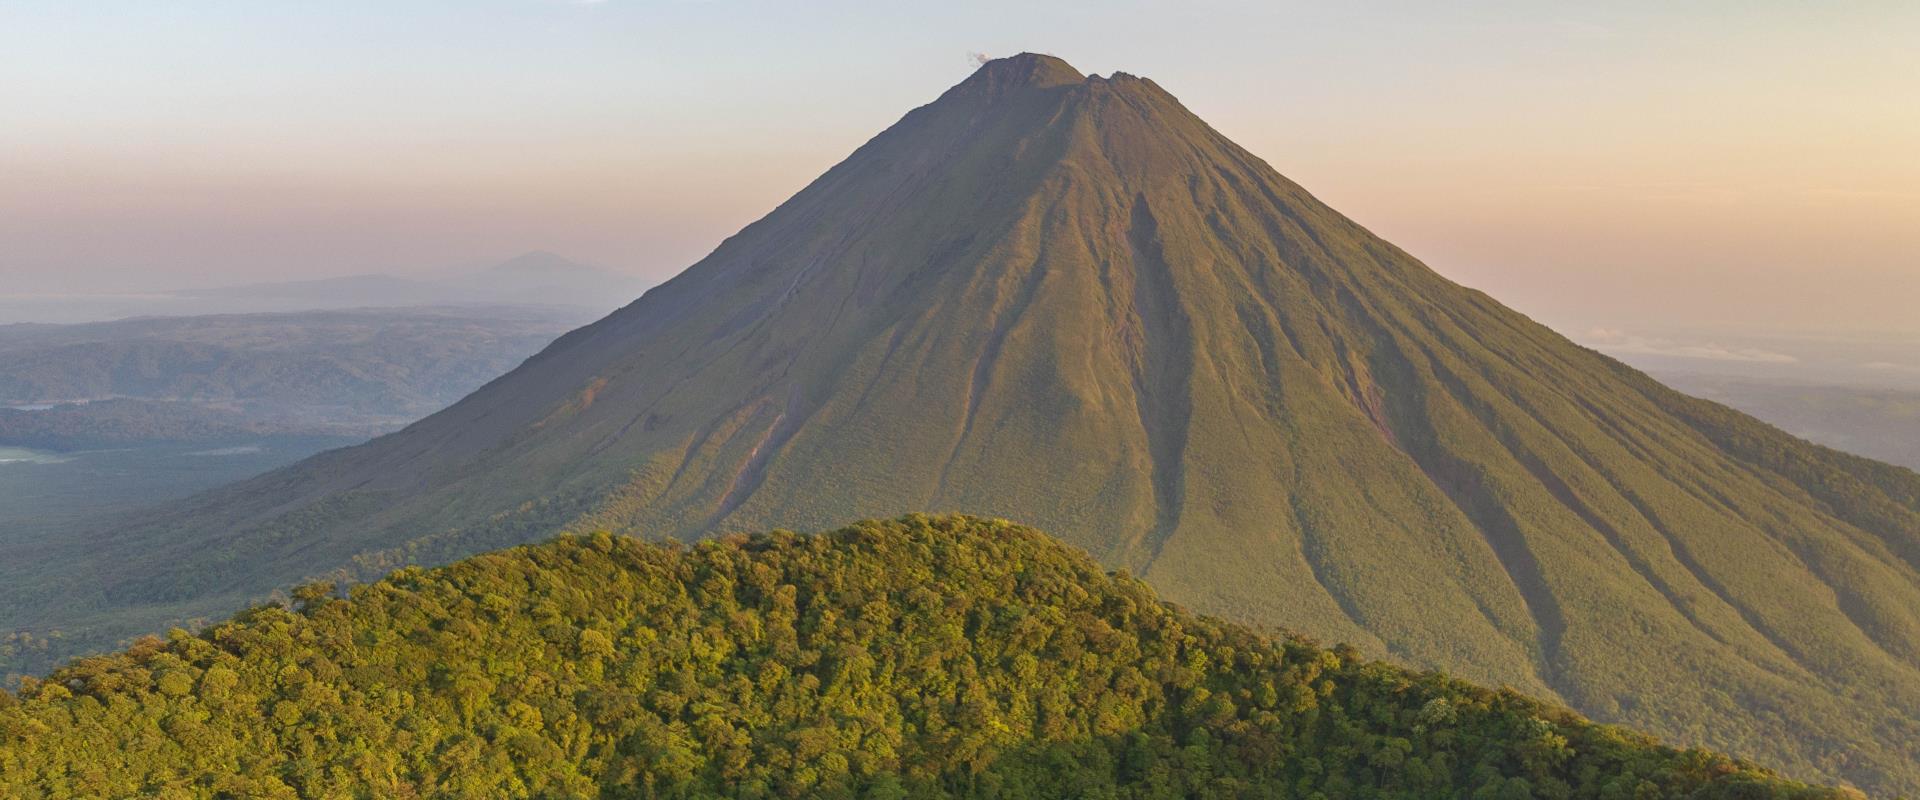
(0, 516, 1848, 799)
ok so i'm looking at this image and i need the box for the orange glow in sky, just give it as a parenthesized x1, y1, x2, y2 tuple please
(1, 2, 1914, 334)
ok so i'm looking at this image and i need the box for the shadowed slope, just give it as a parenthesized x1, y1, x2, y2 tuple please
(14, 53, 1920, 794)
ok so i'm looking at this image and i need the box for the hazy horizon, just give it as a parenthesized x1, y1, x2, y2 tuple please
(3, 2, 1914, 338)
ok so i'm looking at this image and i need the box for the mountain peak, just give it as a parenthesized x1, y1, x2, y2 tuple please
(490, 250, 601, 276)
(963, 52, 1084, 91)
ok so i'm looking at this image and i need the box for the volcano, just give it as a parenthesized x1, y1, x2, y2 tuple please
(20, 53, 1920, 794)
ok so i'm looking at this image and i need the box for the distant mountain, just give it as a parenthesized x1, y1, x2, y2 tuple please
(0, 517, 1848, 799)
(189, 251, 648, 310)
(0, 252, 650, 323)
(13, 54, 1920, 793)
(482, 250, 619, 281)
(461, 250, 653, 308)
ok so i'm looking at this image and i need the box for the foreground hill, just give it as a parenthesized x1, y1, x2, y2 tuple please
(0, 517, 1845, 799)
(16, 54, 1920, 792)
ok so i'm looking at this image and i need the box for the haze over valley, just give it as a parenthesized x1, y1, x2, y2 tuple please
(0, 258, 617, 597)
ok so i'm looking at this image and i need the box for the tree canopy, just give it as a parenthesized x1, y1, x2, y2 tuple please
(0, 515, 1852, 799)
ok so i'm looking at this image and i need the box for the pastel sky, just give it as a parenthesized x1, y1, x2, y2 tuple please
(2, 1, 1914, 334)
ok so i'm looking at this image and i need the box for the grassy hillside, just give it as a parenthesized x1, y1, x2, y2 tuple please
(8, 54, 1920, 794)
(0, 516, 1847, 799)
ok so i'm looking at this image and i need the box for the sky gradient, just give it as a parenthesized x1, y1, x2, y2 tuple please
(2, 1, 1914, 335)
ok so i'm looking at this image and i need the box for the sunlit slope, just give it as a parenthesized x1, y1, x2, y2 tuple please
(0, 517, 1848, 799)
(27, 54, 1920, 794)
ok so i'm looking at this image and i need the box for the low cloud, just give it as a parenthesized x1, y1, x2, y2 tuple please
(1584, 328, 1798, 363)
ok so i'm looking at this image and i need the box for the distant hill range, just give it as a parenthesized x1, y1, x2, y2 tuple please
(1586, 326, 1920, 393)
(0, 305, 590, 447)
(187, 250, 648, 310)
(0, 251, 650, 323)
(8, 54, 1920, 794)
(1654, 372, 1920, 473)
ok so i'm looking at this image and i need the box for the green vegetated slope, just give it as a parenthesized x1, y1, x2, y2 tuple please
(12, 54, 1920, 793)
(0, 517, 1850, 799)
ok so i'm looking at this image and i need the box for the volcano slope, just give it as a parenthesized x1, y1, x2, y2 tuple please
(14, 54, 1920, 793)
(0, 517, 1848, 799)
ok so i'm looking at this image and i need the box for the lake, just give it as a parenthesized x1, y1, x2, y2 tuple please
(0, 446, 73, 465)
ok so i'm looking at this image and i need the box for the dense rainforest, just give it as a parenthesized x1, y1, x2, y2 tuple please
(0, 516, 1848, 799)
